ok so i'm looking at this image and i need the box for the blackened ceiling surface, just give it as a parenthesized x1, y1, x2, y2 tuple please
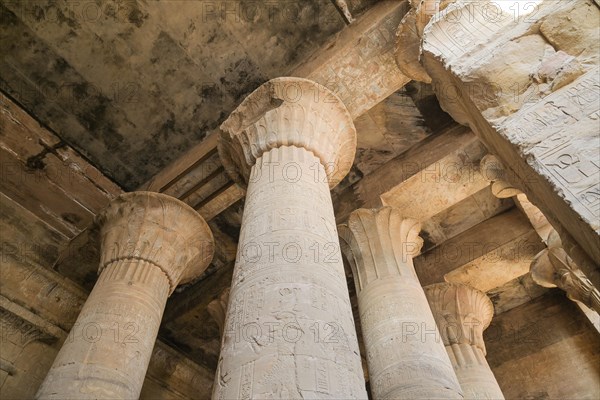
(0, 0, 376, 190)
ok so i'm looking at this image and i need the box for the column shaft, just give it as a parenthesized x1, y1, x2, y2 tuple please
(214, 146, 365, 399)
(37, 260, 169, 399)
(446, 343, 504, 400)
(361, 276, 461, 399)
(339, 208, 462, 399)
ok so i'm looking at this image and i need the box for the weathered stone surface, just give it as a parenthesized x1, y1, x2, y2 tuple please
(0, 190, 215, 399)
(425, 283, 504, 399)
(486, 273, 548, 315)
(531, 232, 600, 314)
(339, 207, 462, 399)
(480, 153, 600, 288)
(36, 192, 214, 399)
(420, 0, 600, 267)
(485, 291, 600, 399)
(292, 1, 410, 118)
(214, 78, 367, 399)
(414, 208, 545, 290)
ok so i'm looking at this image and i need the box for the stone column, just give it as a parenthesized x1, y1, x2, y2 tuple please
(36, 192, 214, 400)
(424, 283, 504, 400)
(213, 77, 366, 399)
(338, 207, 463, 399)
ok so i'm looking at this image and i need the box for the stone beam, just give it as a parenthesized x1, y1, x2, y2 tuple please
(420, 0, 600, 265)
(487, 274, 548, 315)
(290, 0, 410, 118)
(138, 0, 411, 220)
(414, 208, 545, 289)
(336, 124, 486, 223)
(480, 154, 600, 290)
(0, 93, 121, 238)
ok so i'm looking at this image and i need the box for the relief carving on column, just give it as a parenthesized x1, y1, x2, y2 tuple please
(424, 282, 494, 354)
(531, 231, 600, 314)
(424, 283, 505, 399)
(96, 191, 215, 293)
(218, 77, 356, 189)
(338, 207, 423, 292)
(207, 287, 230, 336)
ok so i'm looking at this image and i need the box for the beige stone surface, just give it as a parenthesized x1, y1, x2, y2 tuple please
(213, 78, 367, 399)
(425, 283, 504, 399)
(479, 154, 600, 311)
(218, 77, 356, 189)
(0, 190, 215, 399)
(531, 232, 600, 314)
(292, 1, 411, 118)
(420, 0, 600, 269)
(339, 207, 462, 399)
(36, 192, 214, 399)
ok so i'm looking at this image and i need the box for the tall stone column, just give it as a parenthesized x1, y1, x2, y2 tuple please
(36, 192, 214, 400)
(424, 283, 504, 400)
(338, 207, 463, 399)
(213, 77, 366, 399)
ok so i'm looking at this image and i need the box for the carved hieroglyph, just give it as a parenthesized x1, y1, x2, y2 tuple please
(419, 0, 600, 268)
(36, 192, 214, 400)
(339, 207, 462, 399)
(214, 77, 367, 399)
(424, 283, 504, 400)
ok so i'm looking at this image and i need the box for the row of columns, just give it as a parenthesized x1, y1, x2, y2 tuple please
(37, 78, 508, 399)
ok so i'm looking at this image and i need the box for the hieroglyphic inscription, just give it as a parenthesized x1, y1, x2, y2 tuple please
(239, 362, 254, 400)
(215, 147, 365, 399)
(502, 67, 600, 219)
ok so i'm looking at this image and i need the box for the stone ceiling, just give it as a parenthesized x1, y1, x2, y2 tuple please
(0, 0, 377, 190)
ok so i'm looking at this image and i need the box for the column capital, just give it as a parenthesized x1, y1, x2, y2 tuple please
(218, 77, 356, 189)
(424, 282, 494, 354)
(96, 191, 214, 294)
(480, 154, 522, 198)
(338, 207, 423, 291)
(531, 232, 600, 313)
